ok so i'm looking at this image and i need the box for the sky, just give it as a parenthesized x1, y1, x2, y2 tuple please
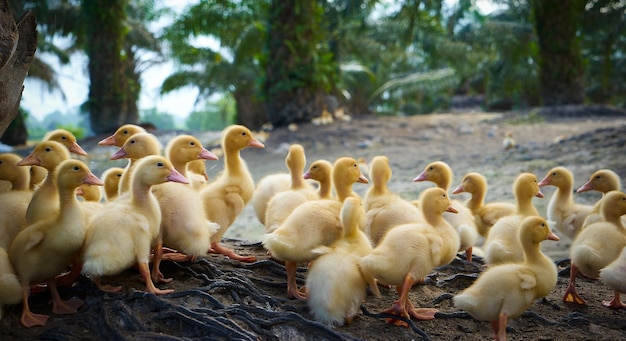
(20, 0, 502, 122)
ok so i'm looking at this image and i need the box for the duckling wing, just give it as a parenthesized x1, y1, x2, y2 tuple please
(517, 267, 536, 290)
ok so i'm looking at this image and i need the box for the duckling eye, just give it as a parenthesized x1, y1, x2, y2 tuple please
(130, 140, 136, 144)
(541, 223, 545, 227)
(123, 130, 129, 134)
(157, 162, 164, 167)
(61, 136, 67, 140)
(313, 165, 318, 169)
(45, 147, 52, 152)
(190, 141, 195, 146)
(596, 175, 601, 179)
(73, 166, 80, 171)
(241, 131, 247, 136)
(429, 166, 434, 170)
(353, 164, 357, 168)
(116, 173, 122, 178)
(552, 172, 557, 176)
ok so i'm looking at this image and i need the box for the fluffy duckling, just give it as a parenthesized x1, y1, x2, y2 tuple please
(564, 191, 626, 307)
(199, 125, 265, 262)
(18, 140, 70, 224)
(0, 248, 21, 320)
(29, 166, 47, 191)
(101, 167, 124, 201)
(112, 132, 162, 195)
(454, 216, 559, 341)
(9, 159, 103, 327)
(483, 173, 544, 265)
(187, 159, 210, 190)
(359, 187, 460, 325)
(502, 131, 516, 150)
(538, 166, 593, 240)
(577, 169, 622, 227)
(264, 144, 318, 232)
(363, 156, 423, 245)
(599, 246, 626, 309)
(413, 161, 478, 262)
(250, 173, 291, 224)
(263, 157, 369, 300)
(43, 128, 88, 156)
(81, 155, 188, 295)
(151, 135, 219, 270)
(452, 172, 516, 238)
(306, 197, 380, 326)
(0, 153, 31, 191)
(98, 124, 146, 147)
(0, 153, 33, 249)
(304, 159, 334, 199)
(77, 183, 102, 202)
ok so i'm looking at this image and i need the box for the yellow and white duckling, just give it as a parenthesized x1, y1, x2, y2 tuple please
(306, 197, 379, 326)
(454, 216, 559, 341)
(599, 246, 626, 309)
(151, 135, 219, 271)
(538, 166, 593, 240)
(111, 132, 162, 195)
(101, 167, 125, 201)
(18, 140, 70, 224)
(263, 157, 368, 300)
(9, 159, 103, 327)
(363, 156, 423, 245)
(264, 144, 318, 233)
(577, 169, 623, 227)
(200, 125, 265, 262)
(0, 247, 21, 320)
(98, 124, 146, 148)
(359, 187, 460, 326)
(43, 128, 88, 156)
(451, 172, 515, 238)
(304, 159, 334, 200)
(250, 173, 291, 225)
(413, 161, 478, 261)
(0, 153, 33, 249)
(81, 155, 188, 295)
(564, 190, 626, 307)
(483, 173, 544, 265)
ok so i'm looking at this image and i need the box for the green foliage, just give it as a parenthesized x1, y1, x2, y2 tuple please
(185, 95, 236, 131)
(56, 124, 87, 139)
(139, 108, 176, 130)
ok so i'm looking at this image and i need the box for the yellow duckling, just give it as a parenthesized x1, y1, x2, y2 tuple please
(303, 159, 334, 199)
(577, 169, 622, 227)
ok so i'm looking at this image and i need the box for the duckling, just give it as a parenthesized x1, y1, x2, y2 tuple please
(359, 187, 460, 325)
(0, 248, 21, 320)
(250, 173, 291, 224)
(186, 159, 210, 190)
(112, 132, 162, 195)
(43, 128, 88, 156)
(454, 216, 559, 341)
(413, 161, 478, 262)
(306, 197, 380, 326)
(0, 153, 32, 248)
(483, 173, 544, 265)
(0, 153, 31, 191)
(577, 169, 622, 227)
(29, 166, 47, 191)
(451, 172, 516, 238)
(9, 159, 103, 327)
(264, 144, 318, 233)
(200, 125, 265, 262)
(303, 159, 334, 200)
(538, 166, 593, 240)
(98, 124, 146, 147)
(363, 156, 423, 245)
(101, 167, 124, 201)
(599, 246, 626, 309)
(502, 131, 516, 150)
(81, 155, 188, 295)
(564, 191, 626, 307)
(18, 140, 70, 224)
(77, 183, 102, 202)
(262, 157, 368, 300)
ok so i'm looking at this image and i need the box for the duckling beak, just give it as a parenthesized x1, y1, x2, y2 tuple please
(412, 171, 427, 182)
(303, 171, 312, 180)
(576, 181, 593, 193)
(199, 148, 219, 161)
(75, 187, 85, 197)
(69, 142, 88, 156)
(536, 190, 544, 198)
(538, 176, 550, 187)
(248, 137, 265, 148)
(109, 148, 128, 160)
(357, 174, 369, 184)
(83, 172, 105, 186)
(167, 169, 190, 184)
(546, 231, 560, 241)
(451, 184, 464, 194)
(98, 134, 117, 146)
(446, 205, 458, 214)
(17, 153, 41, 166)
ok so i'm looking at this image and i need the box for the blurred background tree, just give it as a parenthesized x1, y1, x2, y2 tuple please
(5, 0, 626, 141)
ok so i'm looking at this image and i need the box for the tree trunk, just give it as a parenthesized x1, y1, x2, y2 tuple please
(234, 89, 265, 130)
(532, 0, 585, 106)
(83, 0, 134, 134)
(0, 0, 36, 140)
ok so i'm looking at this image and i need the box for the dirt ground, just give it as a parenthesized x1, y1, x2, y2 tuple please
(2, 105, 626, 340)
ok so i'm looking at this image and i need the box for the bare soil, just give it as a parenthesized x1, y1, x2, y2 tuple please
(3, 106, 626, 340)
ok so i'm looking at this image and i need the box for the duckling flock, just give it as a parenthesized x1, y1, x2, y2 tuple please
(0, 124, 624, 341)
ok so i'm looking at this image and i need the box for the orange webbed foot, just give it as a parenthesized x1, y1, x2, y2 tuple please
(51, 298, 84, 315)
(20, 311, 49, 328)
(602, 292, 626, 309)
(210, 242, 256, 263)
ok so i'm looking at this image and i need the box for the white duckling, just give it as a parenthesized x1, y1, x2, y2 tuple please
(413, 161, 478, 262)
(538, 166, 593, 240)
(43, 128, 88, 156)
(264, 144, 318, 233)
(0, 247, 21, 320)
(577, 169, 623, 227)
(112, 132, 162, 195)
(599, 246, 626, 309)
(199, 125, 265, 262)
(263, 157, 369, 300)
(359, 187, 460, 325)
(18, 140, 70, 224)
(454, 216, 559, 341)
(451, 172, 516, 238)
(483, 173, 544, 265)
(306, 197, 380, 326)
(564, 190, 626, 307)
(363, 156, 423, 245)
(101, 167, 125, 201)
(81, 155, 188, 295)
(9, 159, 104, 327)
(304, 159, 334, 200)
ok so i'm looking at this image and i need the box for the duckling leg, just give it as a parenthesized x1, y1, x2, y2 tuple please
(381, 275, 412, 326)
(92, 277, 122, 293)
(138, 262, 173, 295)
(56, 260, 83, 287)
(465, 247, 473, 263)
(48, 278, 83, 314)
(209, 241, 256, 263)
(285, 261, 307, 301)
(492, 312, 508, 341)
(19, 285, 48, 328)
(563, 263, 586, 304)
(151, 241, 173, 284)
(602, 291, 626, 309)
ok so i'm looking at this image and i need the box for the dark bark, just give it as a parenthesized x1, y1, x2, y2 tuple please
(532, 0, 585, 106)
(0, 0, 36, 140)
(234, 90, 266, 131)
